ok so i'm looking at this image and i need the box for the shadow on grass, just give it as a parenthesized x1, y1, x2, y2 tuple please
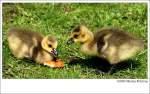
(67, 56, 141, 74)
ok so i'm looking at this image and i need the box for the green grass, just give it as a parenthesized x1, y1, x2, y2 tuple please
(2, 3, 147, 79)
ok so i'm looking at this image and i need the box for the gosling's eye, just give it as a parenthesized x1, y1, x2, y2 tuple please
(48, 44, 52, 48)
(74, 35, 79, 38)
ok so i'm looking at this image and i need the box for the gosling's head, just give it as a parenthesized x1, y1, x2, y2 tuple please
(41, 35, 58, 56)
(67, 25, 93, 45)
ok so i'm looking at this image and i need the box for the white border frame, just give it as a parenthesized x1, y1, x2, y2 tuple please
(1, 0, 149, 3)
(0, 0, 149, 93)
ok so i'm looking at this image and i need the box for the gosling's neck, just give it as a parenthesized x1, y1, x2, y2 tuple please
(81, 31, 98, 56)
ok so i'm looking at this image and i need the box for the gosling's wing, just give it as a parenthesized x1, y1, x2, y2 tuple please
(94, 29, 113, 54)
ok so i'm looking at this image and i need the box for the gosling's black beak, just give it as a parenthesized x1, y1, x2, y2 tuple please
(67, 38, 74, 45)
(50, 49, 58, 56)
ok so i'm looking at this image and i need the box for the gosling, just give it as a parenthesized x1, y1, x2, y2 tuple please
(67, 25, 144, 65)
(7, 27, 58, 66)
